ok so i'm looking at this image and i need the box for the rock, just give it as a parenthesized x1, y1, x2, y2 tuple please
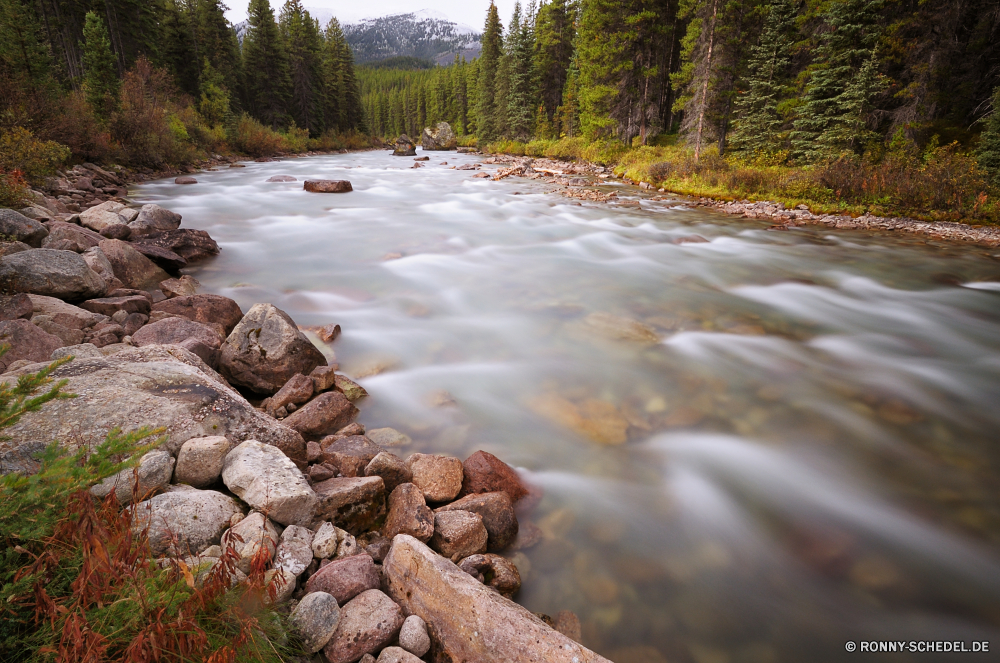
(430, 510, 488, 562)
(457, 554, 521, 597)
(290, 591, 341, 653)
(284, 391, 359, 438)
(0, 344, 307, 473)
(174, 435, 230, 488)
(460, 450, 530, 504)
(584, 312, 659, 344)
(333, 374, 367, 401)
(305, 553, 380, 604)
(312, 476, 385, 534)
(0, 248, 107, 300)
(41, 222, 101, 252)
(311, 521, 341, 559)
(377, 647, 423, 663)
(384, 535, 610, 663)
(79, 201, 128, 233)
(129, 204, 182, 236)
(98, 239, 170, 290)
(80, 294, 151, 317)
(0, 319, 63, 372)
(310, 364, 337, 391)
(275, 524, 314, 576)
(100, 224, 132, 241)
(132, 317, 223, 367)
(27, 294, 105, 329)
(152, 294, 242, 337)
(383, 482, 434, 542)
(531, 394, 630, 445)
(0, 241, 31, 257)
(398, 615, 431, 657)
(392, 134, 417, 157)
(130, 229, 219, 262)
(0, 209, 48, 246)
(132, 488, 244, 557)
(0, 293, 32, 321)
(436, 492, 518, 552)
(408, 453, 463, 503)
(364, 452, 413, 494)
(219, 303, 326, 395)
(367, 427, 412, 448)
(159, 275, 200, 298)
(323, 435, 383, 466)
(267, 175, 296, 182)
(221, 440, 317, 526)
(322, 589, 404, 663)
(265, 567, 297, 604)
(31, 316, 83, 346)
(421, 122, 458, 151)
(316, 323, 341, 342)
(90, 449, 174, 505)
(267, 373, 314, 414)
(222, 511, 278, 573)
(175, 176, 197, 184)
(304, 180, 352, 193)
(81, 246, 119, 290)
(336, 423, 366, 437)
(131, 242, 187, 271)
(554, 610, 581, 642)
(51, 342, 100, 361)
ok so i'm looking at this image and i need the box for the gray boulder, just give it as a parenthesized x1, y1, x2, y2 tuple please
(98, 239, 170, 290)
(221, 439, 318, 526)
(0, 345, 306, 474)
(174, 435, 230, 488)
(398, 615, 430, 657)
(131, 488, 244, 556)
(90, 449, 175, 505)
(219, 303, 326, 394)
(41, 222, 101, 252)
(0, 209, 48, 246)
(0, 241, 31, 258)
(132, 317, 223, 367)
(81, 246, 120, 290)
(290, 591, 341, 653)
(0, 248, 107, 300)
(27, 294, 105, 330)
(0, 319, 64, 372)
(420, 122, 458, 151)
(129, 204, 182, 236)
(392, 134, 417, 157)
(79, 201, 128, 233)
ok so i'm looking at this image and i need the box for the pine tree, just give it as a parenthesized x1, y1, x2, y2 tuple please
(242, 0, 292, 129)
(729, 0, 795, 156)
(476, 3, 504, 145)
(822, 47, 886, 155)
(790, 0, 883, 161)
(506, 1, 537, 140)
(0, 0, 53, 85)
(193, 0, 243, 101)
(199, 58, 230, 126)
(82, 11, 120, 118)
(160, 0, 199, 97)
(557, 50, 581, 137)
(976, 86, 1000, 187)
(534, 0, 577, 127)
(280, 0, 323, 135)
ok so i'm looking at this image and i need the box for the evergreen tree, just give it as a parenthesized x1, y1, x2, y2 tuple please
(193, 0, 243, 100)
(976, 86, 1000, 187)
(160, 0, 199, 97)
(199, 58, 230, 126)
(729, 0, 795, 156)
(82, 11, 120, 118)
(476, 3, 504, 145)
(557, 50, 581, 137)
(506, 2, 537, 140)
(534, 0, 577, 127)
(280, 0, 323, 135)
(0, 0, 53, 85)
(242, 0, 292, 129)
(790, 0, 883, 161)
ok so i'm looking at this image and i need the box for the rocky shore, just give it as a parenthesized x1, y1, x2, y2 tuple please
(0, 162, 607, 663)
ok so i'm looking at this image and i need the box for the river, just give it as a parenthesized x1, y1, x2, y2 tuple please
(134, 150, 1000, 662)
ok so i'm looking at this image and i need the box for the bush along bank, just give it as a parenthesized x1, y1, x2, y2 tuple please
(0, 185, 604, 662)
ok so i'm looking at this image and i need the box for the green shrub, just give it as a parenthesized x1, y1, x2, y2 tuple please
(228, 114, 287, 157)
(282, 122, 310, 154)
(0, 127, 70, 184)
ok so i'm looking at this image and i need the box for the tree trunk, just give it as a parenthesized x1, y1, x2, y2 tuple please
(694, 0, 719, 161)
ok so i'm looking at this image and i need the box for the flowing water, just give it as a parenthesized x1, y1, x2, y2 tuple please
(134, 151, 1000, 662)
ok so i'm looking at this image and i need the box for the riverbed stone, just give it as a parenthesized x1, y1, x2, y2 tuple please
(305, 552, 380, 604)
(303, 180, 352, 193)
(130, 229, 219, 262)
(554, 610, 582, 642)
(275, 524, 314, 576)
(323, 435, 382, 465)
(41, 222, 101, 252)
(132, 317, 223, 367)
(152, 294, 242, 337)
(80, 294, 151, 317)
(81, 246, 120, 290)
(90, 449, 175, 505)
(364, 452, 412, 494)
(322, 589, 404, 663)
(132, 488, 244, 557)
(221, 440, 317, 526)
(267, 373, 314, 414)
(219, 303, 326, 395)
(98, 239, 170, 290)
(383, 482, 434, 542)
(290, 591, 341, 653)
(284, 391, 359, 438)
(100, 224, 132, 241)
(131, 242, 186, 271)
(436, 492, 518, 552)
(159, 275, 199, 298)
(384, 535, 611, 663)
(27, 294, 105, 329)
(377, 647, 423, 663)
(408, 453, 463, 503)
(267, 175, 296, 182)
(458, 553, 521, 597)
(174, 435, 230, 488)
(175, 176, 197, 184)
(398, 614, 431, 657)
(0, 319, 63, 372)
(430, 510, 488, 562)
(79, 201, 128, 233)
(0, 293, 32, 321)
(312, 475, 385, 534)
(310, 364, 337, 391)
(129, 204, 182, 236)
(222, 511, 279, 573)
(333, 373, 368, 401)
(421, 121, 457, 151)
(366, 427, 412, 448)
(0, 248, 107, 300)
(0, 209, 48, 246)
(392, 134, 417, 157)
(460, 450, 530, 504)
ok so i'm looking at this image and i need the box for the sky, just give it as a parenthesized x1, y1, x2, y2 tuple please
(224, 1, 519, 29)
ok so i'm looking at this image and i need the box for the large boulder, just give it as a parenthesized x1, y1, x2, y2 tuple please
(290, 591, 341, 653)
(460, 450, 529, 504)
(27, 294, 105, 329)
(174, 435, 230, 488)
(129, 204, 182, 237)
(305, 553, 381, 604)
(152, 294, 243, 337)
(284, 392, 359, 439)
(41, 222, 101, 252)
(0, 319, 63, 372)
(0, 209, 48, 247)
(0, 248, 107, 300)
(79, 201, 129, 233)
(130, 243, 186, 271)
(131, 488, 244, 556)
(90, 449, 175, 505)
(322, 589, 404, 663)
(420, 122, 458, 151)
(132, 317, 223, 367)
(130, 229, 219, 262)
(304, 180, 353, 193)
(0, 345, 306, 475)
(221, 439, 318, 526)
(81, 246, 121, 290)
(392, 134, 417, 157)
(384, 535, 612, 663)
(408, 453, 463, 503)
(219, 303, 326, 395)
(98, 239, 170, 290)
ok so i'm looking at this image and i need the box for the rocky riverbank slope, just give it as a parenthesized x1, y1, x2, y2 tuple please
(0, 165, 607, 663)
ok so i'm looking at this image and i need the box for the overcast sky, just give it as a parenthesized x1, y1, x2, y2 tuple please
(225, 1, 519, 29)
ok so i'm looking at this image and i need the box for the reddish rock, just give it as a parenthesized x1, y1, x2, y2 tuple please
(309, 463, 337, 482)
(323, 452, 366, 477)
(408, 453, 463, 503)
(80, 294, 151, 317)
(284, 391, 359, 438)
(132, 317, 223, 367)
(175, 176, 197, 184)
(304, 180, 352, 193)
(268, 373, 314, 414)
(152, 294, 243, 336)
(430, 510, 488, 562)
(458, 553, 522, 597)
(436, 492, 518, 552)
(322, 589, 403, 663)
(554, 610, 582, 642)
(364, 452, 412, 494)
(312, 475, 385, 534)
(310, 364, 337, 391)
(98, 238, 170, 290)
(122, 312, 146, 336)
(159, 275, 199, 298)
(323, 435, 382, 464)
(0, 319, 64, 371)
(306, 440, 323, 463)
(0, 293, 33, 321)
(460, 450, 529, 504)
(317, 323, 341, 342)
(305, 553, 380, 604)
(383, 483, 434, 542)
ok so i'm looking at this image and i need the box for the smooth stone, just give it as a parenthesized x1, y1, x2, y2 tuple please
(99, 224, 131, 240)
(392, 134, 417, 157)
(430, 510, 488, 562)
(397, 614, 430, 657)
(364, 452, 413, 494)
(51, 342, 103, 360)
(174, 435, 230, 488)
(41, 222, 101, 252)
(131, 242, 186, 271)
(383, 482, 434, 542)
(265, 567, 297, 604)
(290, 591, 341, 653)
(90, 449, 175, 505)
(26, 293, 105, 329)
(78, 201, 127, 233)
(460, 450, 529, 504)
(376, 647, 423, 663)
(81, 246, 119, 289)
(310, 363, 337, 391)
(129, 204, 181, 236)
(0, 248, 107, 300)
(420, 121, 457, 150)
(322, 589, 404, 663)
(131, 488, 244, 557)
(367, 427, 412, 448)
(305, 553, 380, 604)
(408, 453, 463, 503)
(303, 180, 352, 193)
(221, 440, 317, 526)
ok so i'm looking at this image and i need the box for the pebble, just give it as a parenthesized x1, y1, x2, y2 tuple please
(398, 614, 431, 657)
